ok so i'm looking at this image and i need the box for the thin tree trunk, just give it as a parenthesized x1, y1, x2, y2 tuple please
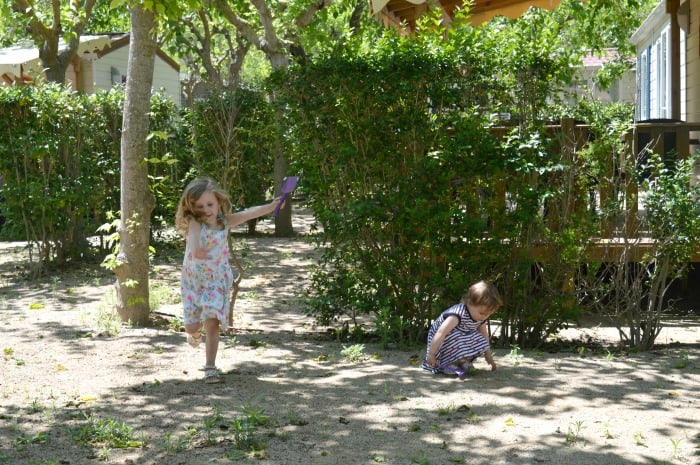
(114, 5, 157, 326)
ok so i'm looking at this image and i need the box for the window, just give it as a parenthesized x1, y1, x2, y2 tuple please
(638, 47, 650, 120)
(656, 30, 668, 118)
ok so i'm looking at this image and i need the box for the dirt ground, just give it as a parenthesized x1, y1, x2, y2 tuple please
(1, 206, 699, 465)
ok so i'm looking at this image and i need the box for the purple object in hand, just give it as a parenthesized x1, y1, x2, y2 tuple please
(273, 176, 299, 216)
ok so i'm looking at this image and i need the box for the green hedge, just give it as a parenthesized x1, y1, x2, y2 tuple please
(0, 84, 278, 272)
(274, 32, 599, 348)
(0, 85, 185, 270)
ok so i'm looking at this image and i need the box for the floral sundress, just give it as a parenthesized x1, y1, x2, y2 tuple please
(181, 222, 234, 330)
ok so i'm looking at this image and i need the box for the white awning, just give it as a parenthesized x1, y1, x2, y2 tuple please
(0, 35, 111, 79)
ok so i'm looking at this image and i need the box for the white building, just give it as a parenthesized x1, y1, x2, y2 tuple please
(0, 33, 181, 106)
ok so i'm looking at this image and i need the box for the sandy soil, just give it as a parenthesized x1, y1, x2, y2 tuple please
(0, 206, 699, 465)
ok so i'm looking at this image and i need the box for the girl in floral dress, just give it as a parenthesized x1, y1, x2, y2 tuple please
(422, 281, 503, 376)
(176, 177, 282, 383)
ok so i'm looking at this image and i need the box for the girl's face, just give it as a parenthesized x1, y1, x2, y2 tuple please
(468, 304, 493, 321)
(193, 191, 220, 228)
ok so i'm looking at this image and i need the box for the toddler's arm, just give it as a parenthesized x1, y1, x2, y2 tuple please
(478, 322, 496, 371)
(187, 220, 209, 259)
(225, 198, 283, 229)
(426, 315, 459, 367)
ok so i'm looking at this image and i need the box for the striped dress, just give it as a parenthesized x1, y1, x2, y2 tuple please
(422, 302, 490, 373)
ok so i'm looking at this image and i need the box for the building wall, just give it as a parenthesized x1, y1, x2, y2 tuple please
(92, 44, 181, 106)
(631, 2, 687, 121)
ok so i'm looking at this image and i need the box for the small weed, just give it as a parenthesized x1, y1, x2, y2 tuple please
(604, 350, 614, 362)
(672, 351, 689, 369)
(26, 398, 44, 414)
(127, 350, 146, 360)
(15, 432, 48, 445)
(437, 403, 457, 415)
(411, 450, 430, 465)
(670, 437, 683, 459)
(202, 406, 224, 444)
(240, 405, 270, 427)
(633, 431, 647, 447)
(467, 411, 482, 423)
(168, 314, 184, 333)
(566, 420, 585, 446)
(286, 410, 307, 426)
(163, 431, 192, 454)
(229, 417, 257, 451)
(71, 413, 145, 449)
(85, 289, 121, 337)
(249, 338, 267, 349)
(96, 446, 110, 461)
(341, 344, 367, 362)
(508, 344, 523, 365)
(149, 284, 174, 312)
(241, 291, 260, 300)
(601, 420, 615, 439)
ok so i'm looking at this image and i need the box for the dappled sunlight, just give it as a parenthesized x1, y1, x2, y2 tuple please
(1, 205, 698, 464)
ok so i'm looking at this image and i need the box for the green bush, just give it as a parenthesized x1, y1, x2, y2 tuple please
(276, 33, 512, 346)
(0, 84, 115, 268)
(0, 85, 187, 271)
(275, 28, 604, 348)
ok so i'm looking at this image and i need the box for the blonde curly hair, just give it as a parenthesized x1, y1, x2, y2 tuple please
(175, 177, 233, 237)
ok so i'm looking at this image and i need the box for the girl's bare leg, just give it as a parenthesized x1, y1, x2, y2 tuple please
(204, 318, 220, 367)
(184, 322, 203, 337)
(184, 322, 203, 347)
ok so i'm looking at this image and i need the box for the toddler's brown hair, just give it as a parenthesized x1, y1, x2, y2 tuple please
(463, 281, 503, 312)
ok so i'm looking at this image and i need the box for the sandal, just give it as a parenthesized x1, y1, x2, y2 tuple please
(203, 365, 221, 384)
(187, 332, 201, 348)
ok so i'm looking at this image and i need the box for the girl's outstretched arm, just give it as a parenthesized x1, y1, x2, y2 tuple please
(225, 198, 282, 229)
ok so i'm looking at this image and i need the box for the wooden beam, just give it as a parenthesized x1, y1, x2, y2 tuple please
(667, 0, 681, 120)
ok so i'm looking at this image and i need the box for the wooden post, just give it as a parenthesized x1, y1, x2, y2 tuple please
(624, 131, 639, 237)
(667, 0, 681, 121)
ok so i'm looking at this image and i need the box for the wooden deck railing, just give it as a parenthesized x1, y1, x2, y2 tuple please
(488, 119, 700, 262)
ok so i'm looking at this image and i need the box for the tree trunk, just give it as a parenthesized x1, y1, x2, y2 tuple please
(114, 5, 157, 326)
(273, 115, 294, 236)
(39, 43, 77, 84)
(268, 52, 294, 236)
(39, 39, 69, 84)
